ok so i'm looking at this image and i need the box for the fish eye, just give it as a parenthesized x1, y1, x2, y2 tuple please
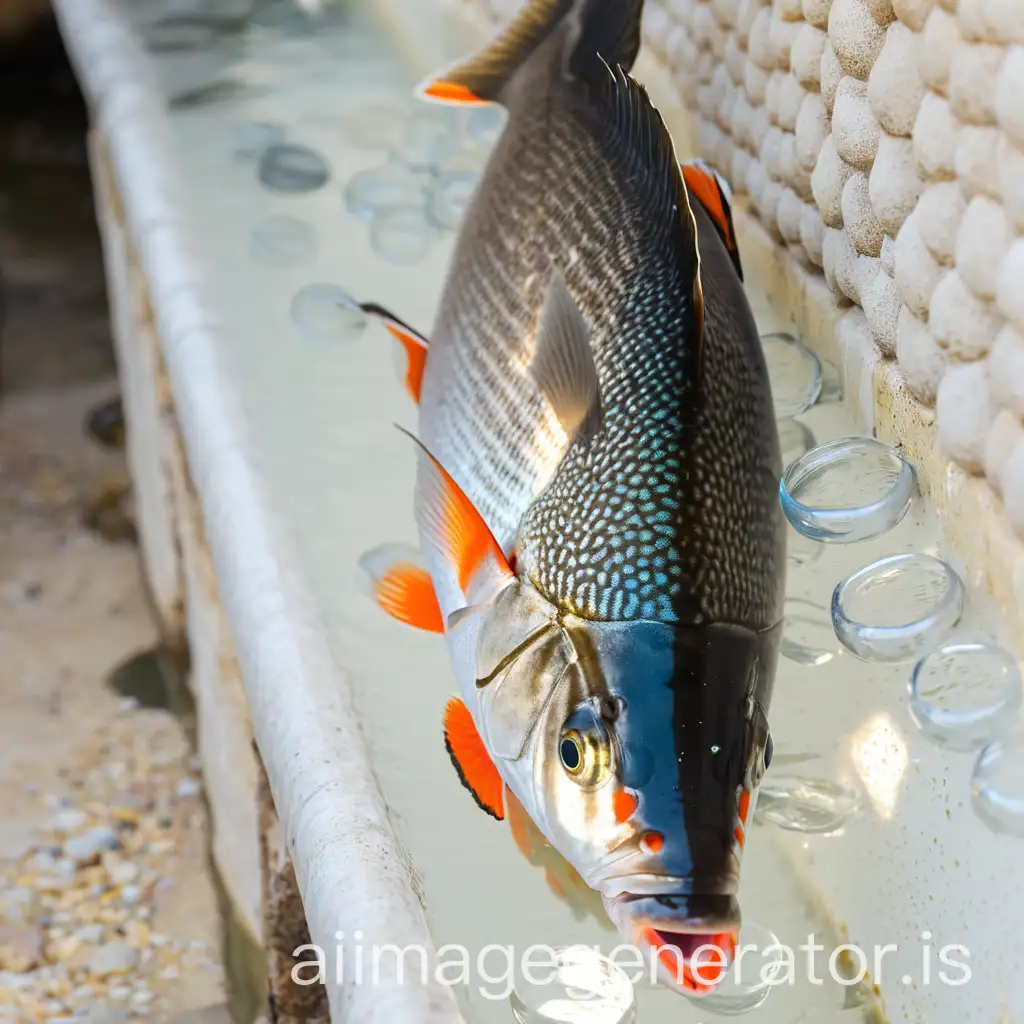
(764, 732, 773, 772)
(560, 733, 584, 774)
(558, 705, 614, 789)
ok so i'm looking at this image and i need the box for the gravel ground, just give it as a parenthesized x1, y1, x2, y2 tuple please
(1, 18, 233, 1024)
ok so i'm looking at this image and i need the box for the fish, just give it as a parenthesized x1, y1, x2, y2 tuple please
(357, 0, 786, 997)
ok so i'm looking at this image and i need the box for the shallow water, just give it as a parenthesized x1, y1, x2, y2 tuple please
(118, 1, 1023, 1021)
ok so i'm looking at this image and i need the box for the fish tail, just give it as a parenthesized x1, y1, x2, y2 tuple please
(416, 0, 645, 107)
(565, 0, 646, 78)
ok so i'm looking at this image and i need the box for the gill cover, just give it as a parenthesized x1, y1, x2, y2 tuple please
(473, 581, 569, 761)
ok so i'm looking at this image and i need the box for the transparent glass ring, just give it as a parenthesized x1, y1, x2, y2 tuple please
(780, 437, 915, 543)
(831, 553, 965, 663)
(972, 725, 1024, 836)
(909, 644, 1023, 751)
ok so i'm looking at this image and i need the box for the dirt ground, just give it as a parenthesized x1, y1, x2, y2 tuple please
(0, 16, 233, 1024)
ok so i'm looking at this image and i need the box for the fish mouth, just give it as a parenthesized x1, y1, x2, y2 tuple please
(607, 893, 741, 996)
(639, 927, 738, 995)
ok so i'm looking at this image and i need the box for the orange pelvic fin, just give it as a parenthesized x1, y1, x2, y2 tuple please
(357, 544, 443, 633)
(444, 697, 505, 820)
(359, 302, 428, 404)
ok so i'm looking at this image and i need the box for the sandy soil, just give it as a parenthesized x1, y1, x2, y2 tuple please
(0, 21, 234, 1024)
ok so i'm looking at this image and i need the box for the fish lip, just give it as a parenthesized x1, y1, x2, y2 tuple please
(635, 926, 739, 997)
(612, 892, 742, 932)
(598, 874, 739, 903)
(604, 892, 741, 996)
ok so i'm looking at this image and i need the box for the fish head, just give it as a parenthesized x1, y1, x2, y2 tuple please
(460, 588, 780, 996)
(546, 619, 779, 996)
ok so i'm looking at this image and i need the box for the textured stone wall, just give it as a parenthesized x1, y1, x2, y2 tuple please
(638, 0, 1024, 537)
(473, 0, 1024, 540)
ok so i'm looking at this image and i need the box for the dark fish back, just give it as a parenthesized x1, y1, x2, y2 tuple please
(420, 64, 785, 634)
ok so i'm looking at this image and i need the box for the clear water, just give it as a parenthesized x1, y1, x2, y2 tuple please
(112, 1, 1024, 1021)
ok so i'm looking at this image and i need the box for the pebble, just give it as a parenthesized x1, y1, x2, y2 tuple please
(64, 827, 119, 866)
(0, 922, 44, 972)
(49, 935, 82, 964)
(257, 143, 331, 193)
(175, 778, 201, 800)
(75, 924, 104, 944)
(86, 1010, 130, 1024)
(1, 680, 224, 1017)
(26, 850, 60, 874)
(103, 856, 138, 886)
(0, 969, 31, 990)
(0, 887, 34, 922)
(52, 809, 89, 833)
(87, 941, 140, 978)
(120, 886, 142, 908)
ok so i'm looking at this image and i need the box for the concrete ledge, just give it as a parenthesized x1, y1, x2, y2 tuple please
(54, 1, 464, 1021)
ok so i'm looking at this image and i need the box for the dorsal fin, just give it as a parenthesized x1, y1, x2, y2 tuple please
(590, 61, 705, 367)
(529, 271, 602, 439)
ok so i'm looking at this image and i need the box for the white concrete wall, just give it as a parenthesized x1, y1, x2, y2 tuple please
(636, 0, 1024, 539)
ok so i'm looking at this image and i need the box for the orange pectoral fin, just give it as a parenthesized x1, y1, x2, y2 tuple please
(738, 789, 751, 825)
(402, 429, 513, 603)
(359, 302, 429, 403)
(681, 160, 744, 281)
(444, 697, 505, 820)
(358, 544, 443, 633)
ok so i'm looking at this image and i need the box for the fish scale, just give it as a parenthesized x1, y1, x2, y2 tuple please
(419, 78, 785, 631)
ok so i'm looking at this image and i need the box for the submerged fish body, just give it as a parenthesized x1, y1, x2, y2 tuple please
(361, 0, 786, 997)
(419, 44, 781, 633)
